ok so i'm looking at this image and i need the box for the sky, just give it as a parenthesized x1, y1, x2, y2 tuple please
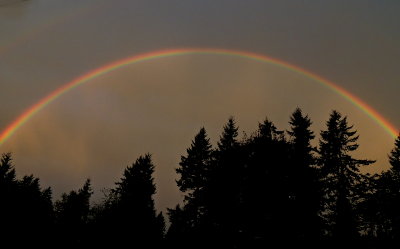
(0, 0, 399, 213)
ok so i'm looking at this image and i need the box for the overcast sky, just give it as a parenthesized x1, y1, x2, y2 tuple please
(1, 0, 399, 212)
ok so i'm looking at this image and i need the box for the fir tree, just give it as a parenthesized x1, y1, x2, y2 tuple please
(210, 117, 242, 247)
(241, 117, 291, 245)
(376, 133, 400, 239)
(97, 154, 164, 247)
(389, 133, 400, 172)
(287, 108, 321, 241)
(317, 110, 375, 242)
(174, 127, 214, 247)
(176, 128, 213, 221)
(0, 153, 55, 247)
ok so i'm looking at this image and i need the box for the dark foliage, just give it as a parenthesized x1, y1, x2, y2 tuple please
(0, 110, 399, 248)
(91, 154, 164, 248)
(317, 111, 375, 244)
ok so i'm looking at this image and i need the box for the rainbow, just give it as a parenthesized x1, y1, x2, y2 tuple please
(0, 48, 397, 146)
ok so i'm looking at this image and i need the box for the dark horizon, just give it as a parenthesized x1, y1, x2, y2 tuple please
(1, 109, 400, 248)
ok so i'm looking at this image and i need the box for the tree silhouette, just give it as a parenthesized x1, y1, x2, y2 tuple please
(389, 133, 400, 171)
(95, 154, 164, 247)
(287, 108, 322, 243)
(208, 117, 243, 247)
(55, 179, 92, 247)
(176, 128, 213, 220)
(0, 153, 16, 185)
(166, 204, 194, 248)
(370, 133, 400, 241)
(0, 153, 55, 247)
(172, 127, 214, 247)
(2, 110, 399, 248)
(317, 110, 375, 244)
(240, 117, 291, 247)
(0, 153, 18, 245)
(18, 175, 54, 245)
(382, 133, 400, 240)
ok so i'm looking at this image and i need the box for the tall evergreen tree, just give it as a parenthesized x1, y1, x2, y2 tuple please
(176, 127, 213, 221)
(217, 117, 239, 151)
(389, 133, 400, 172)
(0, 153, 16, 186)
(172, 127, 214, 247)
(241, 118, 291, 246)
(209, 117, 242, 246)
(360, 133, 400, 244)
(288, 108, 315, 172)
(287, 108, 321, 241)
(96, 154, 164, 247)
(0, 153, 18, 244)
(374, 133, 400, 240)
(17, 175, 54, 243)
(0, 153, 55, 247)
(317, 110, 375, 243)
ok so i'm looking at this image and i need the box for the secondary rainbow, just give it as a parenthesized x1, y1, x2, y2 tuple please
(0, 48, 397, 146)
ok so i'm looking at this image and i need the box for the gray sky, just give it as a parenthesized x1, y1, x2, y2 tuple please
(1, 0, 399, 213)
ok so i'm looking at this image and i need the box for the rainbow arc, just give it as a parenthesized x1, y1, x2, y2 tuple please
(0, 48, 397, 146)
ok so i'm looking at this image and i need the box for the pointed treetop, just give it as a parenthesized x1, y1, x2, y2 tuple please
(116, 153, 156, 196)
(218, 116, 239, 151)
(389, 133, 400, 172)
(288, 107, 315, 140)
(257, 117, 283, 141)
(320, 110, 359, 153)
(176, 127, 213, 193)
(0, 152, 16, 184)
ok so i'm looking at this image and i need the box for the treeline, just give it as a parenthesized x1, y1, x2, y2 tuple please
(0, 108, 399, 248)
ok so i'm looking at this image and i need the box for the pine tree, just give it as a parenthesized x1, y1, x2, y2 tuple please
(241, 117, 291, 245)
(97, 154, 164, 247)
(176, 127, 213, 219)
(287, 108, 321, 241)
(173, 127, 214, 247)
(0, 153, 18, 244)
(382, 133, 400, 239)
(210, 117, 242, 247)
(0, 153, 16, 185)
(317, 110, 375, 242)
(0, 153, 55, 247)
(55, 179, 92, 247)
(55, 179, 92, 225)
(389, 133, 400, 172)
(217, 117, 239, 151)
(288, 108, 315, 169)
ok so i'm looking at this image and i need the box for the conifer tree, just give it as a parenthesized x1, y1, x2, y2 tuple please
(0, 153, 16, 186)
(210, 117, 242, 246)
(379, 133, 400, 239)
(0, 153, 55, 247)
(217, 117, 239, 151)
(287, 108, 321, 240)
(241, 118, 290, 245)
(97, 154, 164, 247)
(389, 133, 400, 172)
(176, 127, 213, 220)
(317, 110, 374, 242)
(0, 153, 18, 243)
(173, 127, 214, 247)
(55, 179, 92, 247)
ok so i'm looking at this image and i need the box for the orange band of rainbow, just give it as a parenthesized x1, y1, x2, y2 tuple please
(0, 48, 397, 146)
